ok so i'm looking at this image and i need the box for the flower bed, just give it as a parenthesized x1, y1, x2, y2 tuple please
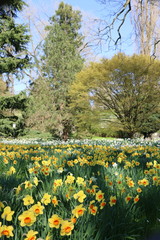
(0, 140, 160, 239)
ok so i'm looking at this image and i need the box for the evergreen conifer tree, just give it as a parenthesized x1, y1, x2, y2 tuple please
(0, 0, 30, 137)
(0, 0, 30, 79)
(29, 2, 84, 140)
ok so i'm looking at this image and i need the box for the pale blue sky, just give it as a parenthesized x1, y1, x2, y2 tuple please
(15, 0, 134, 93)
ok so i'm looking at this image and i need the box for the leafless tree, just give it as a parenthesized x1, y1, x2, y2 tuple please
(96, 0, 160, 56)
(132, 0, 160, 56)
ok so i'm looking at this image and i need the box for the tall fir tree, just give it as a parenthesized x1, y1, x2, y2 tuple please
(0, 0, 25, 17)
(0, 0, 30, 91)
(29, 2, 84, 139)
(0, 0, 30, 137)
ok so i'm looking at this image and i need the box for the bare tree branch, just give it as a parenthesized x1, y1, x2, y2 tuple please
(96, 0, 160, 57)
(96, 0, 132, 47)
(115, 1, 131, 44)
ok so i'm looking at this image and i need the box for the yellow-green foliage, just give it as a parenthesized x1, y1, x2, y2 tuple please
(70, 53, 160, 137)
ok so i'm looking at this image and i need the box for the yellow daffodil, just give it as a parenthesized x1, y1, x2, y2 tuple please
(53, 179, 63, 190)
(6, 166, 16, 175)
(0, 225, 14, 238)
(60, 220, 74, 236)
(138, 178, 149, 187)
(137, 187, 142, 193)
(65, 175, 75, 184)
(24, 230, 38, 240)
(127, 179, 135, 188)
(70, 216, 77, 224)
(18, 210, 36, 227)
(23, 195, 34, 206)
(33, 177, 39, 186)
(100, 201, 106, 209)
(1, 206, 14, 221)
(15, 185, 22, 195)
(88, 201, 98, 215)
(109, 196, 117, 207)
(42, 159, 51, 166)
(73, 190, 86, 203)
(24, 180, 33, 189)
(76, 177, 85, 185)
(41, 193, 51, 205)
(48, 214, 62, 228)
(134, 195, 140, 204)
(51, 196, 59, 207)
(125, 195, 132, 204)
(95, 190, 104, 202)
(72, 204, 86, 218)
(30, 202, 44, 216)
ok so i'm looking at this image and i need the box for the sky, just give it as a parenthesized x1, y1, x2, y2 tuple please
(14, 0, 134, 93)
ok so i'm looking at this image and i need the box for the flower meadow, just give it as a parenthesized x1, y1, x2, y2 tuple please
(0, 139, 160, 240)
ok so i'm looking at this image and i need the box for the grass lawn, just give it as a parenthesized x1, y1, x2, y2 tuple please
(92, 136, 118, 140)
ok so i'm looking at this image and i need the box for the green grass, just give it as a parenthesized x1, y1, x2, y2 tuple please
(19, 129, 53, 139)
(91, 136, 117, 140)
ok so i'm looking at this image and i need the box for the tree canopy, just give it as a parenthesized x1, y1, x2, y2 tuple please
(70, 53, 160, 137)
(28, 2, 84, 140)
(0, 92, 28, 137)
(96, 0, 160, 56)
(1, 0, 159, 139)
(0, 0, 30, 80)
(0, 0, 26, 17)
(0, 0, 30, 137)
